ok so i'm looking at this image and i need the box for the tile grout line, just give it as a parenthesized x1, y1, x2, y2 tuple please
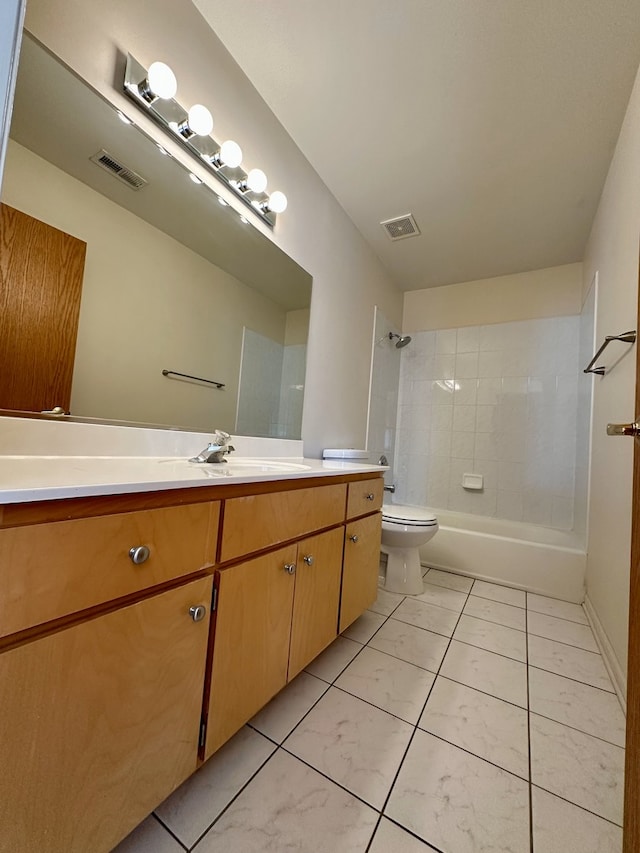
(527, 662, 617, 694)
(528, 781, 624, 830)
(150, 813, 189, 852)
(526, 709, 625, 749)
(526, 591, 534, 853)
(368, 576, 477, 848)
(180, 744, 279, 851)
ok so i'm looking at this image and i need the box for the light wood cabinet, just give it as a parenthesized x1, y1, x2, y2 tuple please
(219, 482, 346, 562)
(339, 512, 383, 632)
(288, 525, 344, 679)
(0, 575, 213, 853)
(0, 501, 218, 637)
(205, 525, 345, 758)
(204, 545, 297, 758)
(0, 470, 382, 850)
(346, 477, 384, 519)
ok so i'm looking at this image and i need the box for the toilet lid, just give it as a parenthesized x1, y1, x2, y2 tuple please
(382, 504, 438, 526)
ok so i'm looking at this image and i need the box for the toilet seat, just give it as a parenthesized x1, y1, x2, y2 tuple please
(382, 504, 438, 527)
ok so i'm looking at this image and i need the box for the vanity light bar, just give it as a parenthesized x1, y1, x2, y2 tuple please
(122, 54, 287, 227)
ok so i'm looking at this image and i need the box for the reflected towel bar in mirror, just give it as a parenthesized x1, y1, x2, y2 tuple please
(162, 370, 225, 389)
(583, 330, 636, 375)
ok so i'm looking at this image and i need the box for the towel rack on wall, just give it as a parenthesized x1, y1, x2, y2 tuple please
(583, 330, 636, 375)
(162, 369, 225, 389)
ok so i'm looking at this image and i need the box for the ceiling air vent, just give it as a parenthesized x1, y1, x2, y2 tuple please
(380, 213, 420, 241)
(89, 149, 148, 190)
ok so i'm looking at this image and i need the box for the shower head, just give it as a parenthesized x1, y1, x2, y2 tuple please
(388, 332, 412, 349)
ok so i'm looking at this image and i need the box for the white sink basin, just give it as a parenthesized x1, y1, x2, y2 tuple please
(219, 458, 311, 473)
(159, 457, 312, 475)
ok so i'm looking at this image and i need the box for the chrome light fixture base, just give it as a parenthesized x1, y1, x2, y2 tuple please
(123, 54, 277, 227)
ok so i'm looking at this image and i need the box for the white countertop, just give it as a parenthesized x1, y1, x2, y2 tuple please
(0, 455, 387, 504)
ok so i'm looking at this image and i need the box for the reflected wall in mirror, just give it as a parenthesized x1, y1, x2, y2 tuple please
(0, 34, 312, 439)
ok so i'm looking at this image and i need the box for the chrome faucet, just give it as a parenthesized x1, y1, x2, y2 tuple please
(189, 430, 235, 463)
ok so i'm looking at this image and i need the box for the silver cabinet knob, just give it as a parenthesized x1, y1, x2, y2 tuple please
(607, 421, 640, 436)
(365, 493, 375, 501)
(129, 545, 150, 564)
(349, 535, 359, 543)
(189, 604, 207, 622)
(303, 554, 314, 566)
(284, 563, 296, 574)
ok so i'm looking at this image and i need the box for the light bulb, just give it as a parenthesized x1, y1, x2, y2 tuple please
(218, 140, 243, 168)
(246, 168, 267, 193)
(146, 62, 177, 100)
(187, 104, 213, 136)
(268, 191, 288, 213)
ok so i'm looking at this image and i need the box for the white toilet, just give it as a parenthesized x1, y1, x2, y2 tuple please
(381, 504, 439, 595)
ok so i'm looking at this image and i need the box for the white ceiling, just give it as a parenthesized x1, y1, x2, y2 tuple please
(194, 0, 640, 291)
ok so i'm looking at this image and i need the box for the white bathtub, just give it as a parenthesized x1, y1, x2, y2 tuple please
(419, 510, 586, 603)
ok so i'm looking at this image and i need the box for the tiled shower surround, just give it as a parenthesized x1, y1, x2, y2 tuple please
(394, 316, 588, 530)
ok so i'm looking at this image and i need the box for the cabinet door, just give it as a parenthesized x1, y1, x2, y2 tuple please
(339, 513, 382, 633)
(288, 526, 344, 679)
(0, 576, 212, 853)
(205, 545, 297, 758)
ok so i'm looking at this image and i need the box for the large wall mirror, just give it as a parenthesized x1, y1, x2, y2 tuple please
(0, 33, 312, 439)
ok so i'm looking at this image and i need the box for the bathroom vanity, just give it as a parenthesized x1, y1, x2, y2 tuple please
(0, 455, 383, 853)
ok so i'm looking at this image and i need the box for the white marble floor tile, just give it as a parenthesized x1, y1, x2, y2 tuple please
(471, 579, 526, 608)
(529, 667, 626, 746)
(528, 610, 598, 652)
(283, 687, 413, 809)
(418, 677, 529, 778)
(368, 617, 450, 673)
(370, 587, 405, 617)
(527, 592, 588, 624)
(531, 786, 623, 853)
(154, 727, 275, 848)
(305, 636, 363, 683)
(413, 581, 468, 612)
(249, 671, 328, 743)
(113, 816, 183, 853)
(341, 610, 387, 643)
(528, 634, 614, 692)
(386, 730, 530, 853)
(453, 613, 526, 662)
(336, 646, 435, 724)
(463, 595, 526, 630)
(368, 818, 440, 852)
(193, 749, 378, 853)
(392, 598, 460, 637)
(440, 640, 528, 707)
(423, 568, 474, 593)
(530, 713, 625, 826)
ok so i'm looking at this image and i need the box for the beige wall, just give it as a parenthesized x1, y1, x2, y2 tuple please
(403, 263, 583, 332)
(285, 309, 310, 347)
(582, 61, 640, 683)
(2, 139, 287, 432)
(22, 0, 402, 457)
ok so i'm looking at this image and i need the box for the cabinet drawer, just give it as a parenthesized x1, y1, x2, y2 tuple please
(220, 483, 347, 563)
(0, 502, 219, 638)
(346, 477, 383, 518)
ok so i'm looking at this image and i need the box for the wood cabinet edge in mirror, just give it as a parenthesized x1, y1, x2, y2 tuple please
(1, 33, 312, 439)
